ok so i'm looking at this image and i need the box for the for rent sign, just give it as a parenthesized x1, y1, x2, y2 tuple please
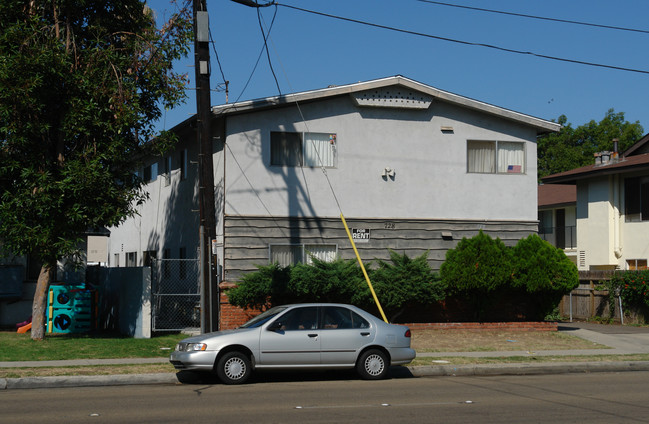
(351, 228, 371, 243)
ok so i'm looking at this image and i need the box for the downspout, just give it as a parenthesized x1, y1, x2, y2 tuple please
(613, 174, 622, 260)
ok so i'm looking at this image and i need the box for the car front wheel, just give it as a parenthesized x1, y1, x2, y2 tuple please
(356, 349, 388, 380)
(216, 351, 252, 385)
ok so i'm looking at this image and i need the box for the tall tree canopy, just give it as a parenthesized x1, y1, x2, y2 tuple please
(0, 0, 192, 339)
(537, 109, 644, 179)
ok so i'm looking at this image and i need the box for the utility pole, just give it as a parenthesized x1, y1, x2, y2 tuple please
(193, 0, 218, 332)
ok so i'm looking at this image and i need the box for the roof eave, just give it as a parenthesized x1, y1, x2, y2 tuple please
(211, 76, 561, 133)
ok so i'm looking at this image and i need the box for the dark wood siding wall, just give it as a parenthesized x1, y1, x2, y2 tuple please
(223, 215, 537, 282)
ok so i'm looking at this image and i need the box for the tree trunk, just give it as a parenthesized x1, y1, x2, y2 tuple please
(31, 264, 55, 341)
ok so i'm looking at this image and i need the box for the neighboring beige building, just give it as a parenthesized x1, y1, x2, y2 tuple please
(542, 135, 649, 271)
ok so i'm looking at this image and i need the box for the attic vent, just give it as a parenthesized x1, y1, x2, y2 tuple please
(351, 89, 433, 109)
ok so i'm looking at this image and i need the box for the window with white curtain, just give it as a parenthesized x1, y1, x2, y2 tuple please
(304, 244, 338, 264)
(467, 140, 525, 174)
(270, 244, 337, 266)
(304, 133, 337, 167)
(271, 131, 337, 168)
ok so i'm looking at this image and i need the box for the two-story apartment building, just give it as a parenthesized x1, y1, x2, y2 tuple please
(108, 76, 559, 279)
(542, 134, 649, 271)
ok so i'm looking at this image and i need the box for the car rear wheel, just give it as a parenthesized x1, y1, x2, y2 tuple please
(216, 351, 252, 385)
(356, 349, 388, 380)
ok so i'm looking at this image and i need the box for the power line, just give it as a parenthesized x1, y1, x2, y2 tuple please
(256, 3, 282, 95)
(234, 4, 279, 103)
(417, 0, 649, 35)
(276, 3, 649, 76)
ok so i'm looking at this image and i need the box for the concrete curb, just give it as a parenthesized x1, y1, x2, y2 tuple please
(1, 373, 178, 390)
(407, 361, 649, 377)
(4, 362, 649, 390)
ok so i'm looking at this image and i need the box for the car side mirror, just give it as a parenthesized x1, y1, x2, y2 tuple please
(267, 321, 283, 331)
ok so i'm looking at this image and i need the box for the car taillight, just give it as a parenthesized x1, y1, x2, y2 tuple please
(404, 329, 411, 338)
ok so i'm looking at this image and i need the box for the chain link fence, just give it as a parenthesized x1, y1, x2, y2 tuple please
(151, 258, 201, 332)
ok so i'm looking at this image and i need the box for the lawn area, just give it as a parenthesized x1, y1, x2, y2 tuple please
(0, 332, 186, 362)
(0, 327, 603, 363)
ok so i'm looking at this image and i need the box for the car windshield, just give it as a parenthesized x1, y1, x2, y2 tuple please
(238, 306, 288, 328)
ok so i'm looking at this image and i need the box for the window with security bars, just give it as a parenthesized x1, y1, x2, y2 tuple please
(271, 131, 337, 168)
(269, 244, 337, 266)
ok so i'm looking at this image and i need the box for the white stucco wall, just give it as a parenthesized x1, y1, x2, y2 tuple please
(576, 174, 649, 270)
(577, 178, 614, 269)
(223, 95, 539, 221)
(107, 138, 202, 266)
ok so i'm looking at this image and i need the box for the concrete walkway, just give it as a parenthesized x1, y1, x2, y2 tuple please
(2, 323, 649, 390)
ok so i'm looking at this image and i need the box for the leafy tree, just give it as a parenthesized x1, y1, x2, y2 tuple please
(537, 109, 643, 179)
(0, 0, 192, 339)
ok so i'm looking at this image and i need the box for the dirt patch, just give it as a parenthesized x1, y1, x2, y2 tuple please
(411, 329, 606, 352)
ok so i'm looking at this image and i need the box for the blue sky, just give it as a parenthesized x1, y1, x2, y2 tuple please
(149, 0, 649, 134)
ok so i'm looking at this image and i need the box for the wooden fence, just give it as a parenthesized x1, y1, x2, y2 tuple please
(559, 270, 645, 323)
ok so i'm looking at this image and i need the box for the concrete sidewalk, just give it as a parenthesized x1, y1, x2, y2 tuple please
(2, 323, 649, 390)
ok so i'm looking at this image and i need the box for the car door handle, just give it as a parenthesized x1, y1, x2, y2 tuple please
(308, 333, 318, 338)
(360, 332, 370, 336)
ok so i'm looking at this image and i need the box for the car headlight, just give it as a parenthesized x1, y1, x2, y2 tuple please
(187, 343, 208, 351)
(175, 342, 208, 352)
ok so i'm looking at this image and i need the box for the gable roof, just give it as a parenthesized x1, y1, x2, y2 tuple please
(210, 75, 561, 134)
(623, 132, 649, 156)
(542, 153, 649, 185)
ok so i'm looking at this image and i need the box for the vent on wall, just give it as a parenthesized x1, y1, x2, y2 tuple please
(579, 251, 586, 268)
(351, 89, 433, 109)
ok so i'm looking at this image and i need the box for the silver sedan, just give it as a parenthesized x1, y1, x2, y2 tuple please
(170, 303, 416, 384)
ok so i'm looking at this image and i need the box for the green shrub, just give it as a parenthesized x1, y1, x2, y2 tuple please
(610, 270, 649, 309)
(511, 234, 578, 318)
(227, 251, 444, 321)
(440, 230, 512, 293)
(366, 251, 446, 321)
(226, 263, 290, 310)
(287, 257, 366, 304)
(439, 231, 512, 320)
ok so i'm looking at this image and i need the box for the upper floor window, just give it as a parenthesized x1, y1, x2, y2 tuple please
(163, 156, 172, 186)
(271, 131, 337, 168)
(179, 149, 188, 180)
(625, 176, 649, 222)
(467, 140, 525, 174)
(143, 162, 158, 183)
